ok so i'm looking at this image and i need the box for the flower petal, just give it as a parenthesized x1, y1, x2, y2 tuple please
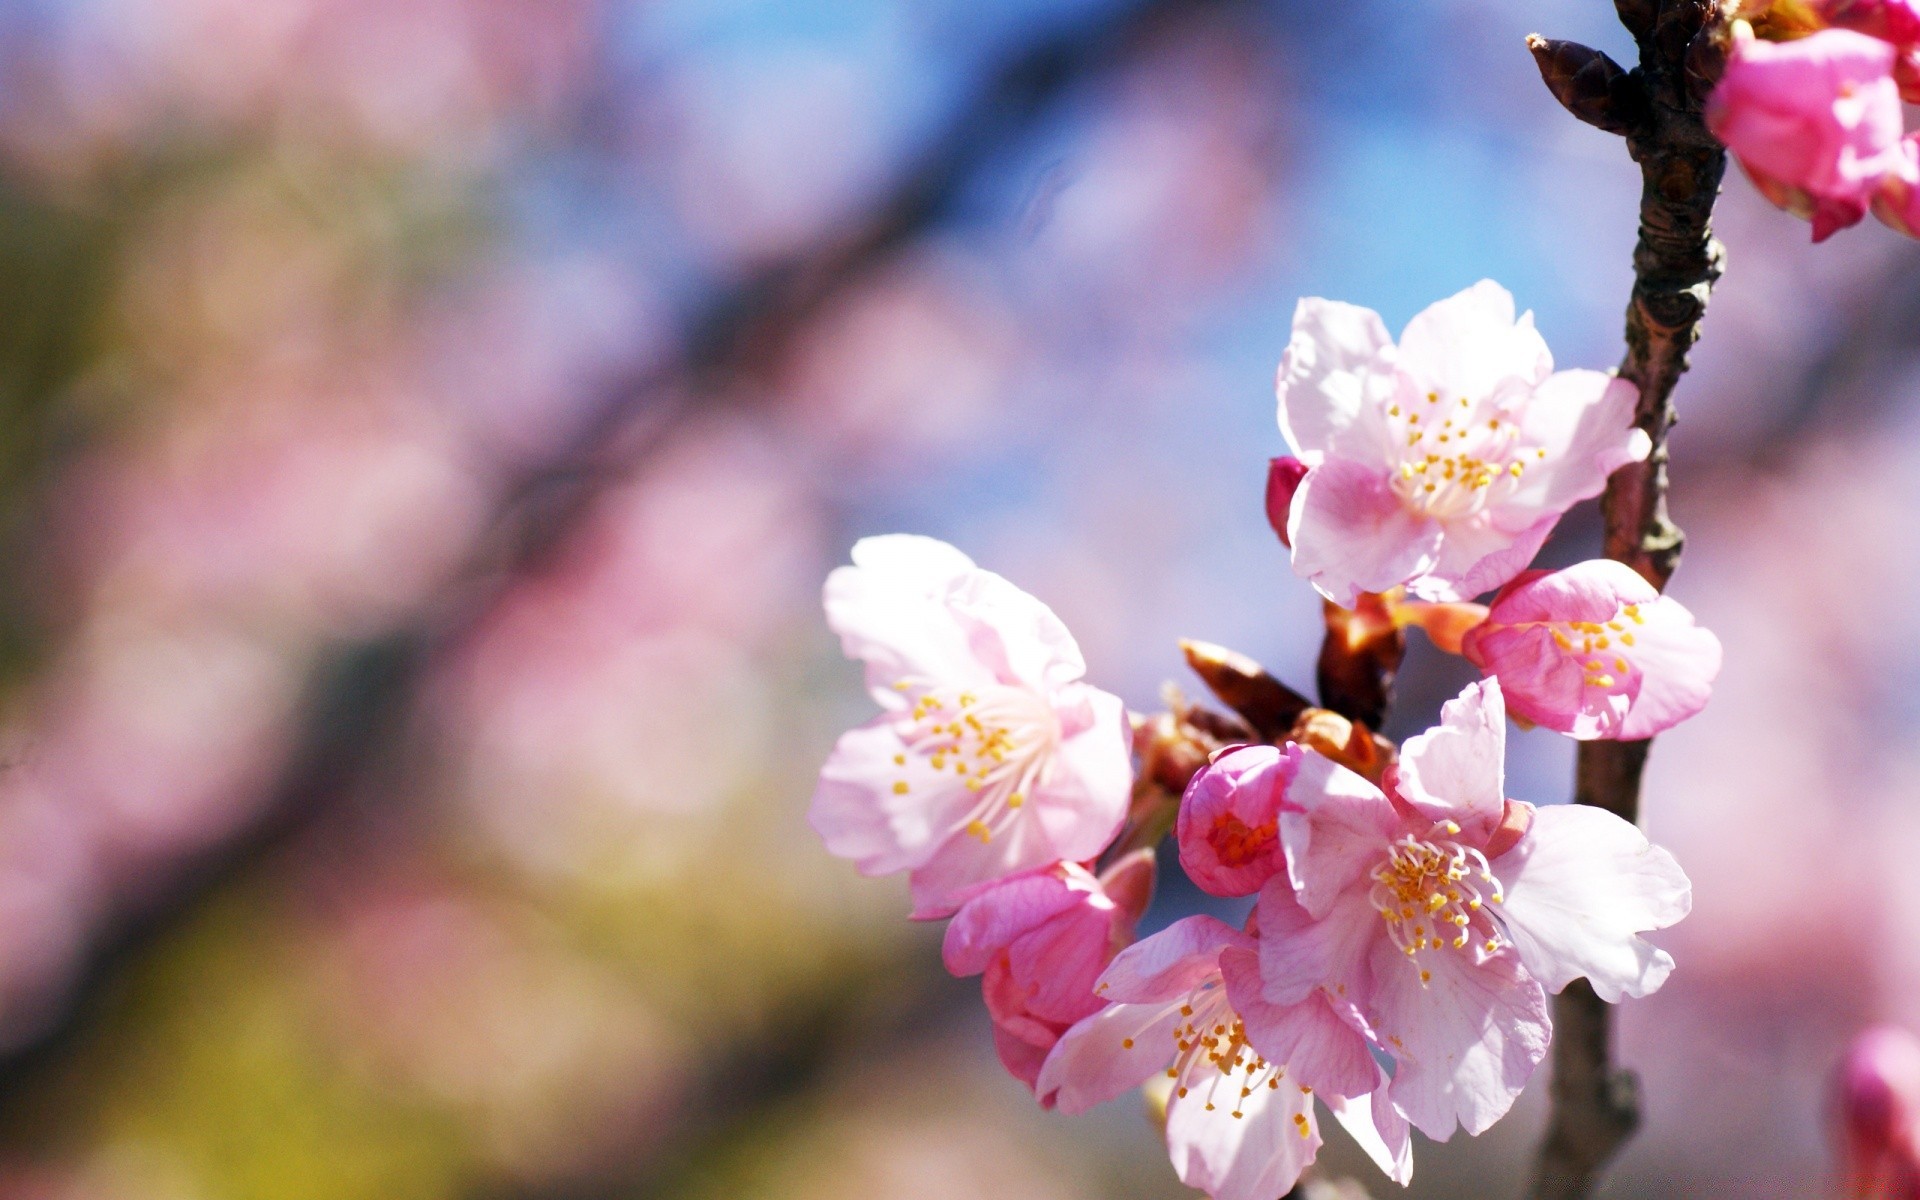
(1489, 802, 1691, 1001)
(1223, 946, 1380, 1098)
(942, 869, 1084, 976)
(1500, 370, 1647, 520)
(811, 716, 980, 876)
(905, 807, 1062, 919)
(1326, 1088, 1415, 1187)
(1288, 459, 1445, 608)
(945, 565, 1089, 695)
(1395, 280, 1552, 403)
(1165, 1059, 1321, 1200)
(1036, 1000, 1184, 1114)
(1278, 750, 1400, 918)
(1255, 875, 1378, 1008)
(1096, 915, 1250, 1004)
(826, 535, 993, 704)
(1394, 678, 1508, 844)
(1029, 684, 1133, 863)
(1177, 743, 1296, 898)
(1276, 297, 1395, 464)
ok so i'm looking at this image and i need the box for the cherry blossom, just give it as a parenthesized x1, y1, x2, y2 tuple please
(1460, 559, 1723, 740)
(1257, 679, 1690, 1140)
(1273, 281, 1648, 606)
(942, 852, 1155, 1090)
(1176, 743, 1295, 897)
(1037, 915, 1412, 1200)
(1707, 25, 1909, 241)
(811, 535, 1132, 917)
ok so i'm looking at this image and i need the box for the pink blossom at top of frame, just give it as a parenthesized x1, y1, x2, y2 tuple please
(942, 852, 1155, 1091)
(1036, 915, 1413, 1200)
(1460, 559, 1723, 741)
(1177, 743, 1297, 897)
(1273, 281, 1648, 606)
(1837, 1025, 1920, 1199)
(1256, 678, 1691, 1141)
(811, 535, 1133, 918)
(1707, 27, 1908, 241)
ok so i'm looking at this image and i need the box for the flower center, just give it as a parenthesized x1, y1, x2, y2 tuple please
(1151, 978, 1307, 1130)
(1206, 812, 1278, 869)
(1546, 604, 1645, 692)
(1385, 389, 1544, 521)
(890, 680, 1059, 843)
(1368, 824, 1506, 978)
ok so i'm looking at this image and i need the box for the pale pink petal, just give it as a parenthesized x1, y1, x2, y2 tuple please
(1326, 1089, 1415, 1187)
(1395, 280, 1553, 402)
(1035, 1000, 1185, 1114)
(1177, 743, 1296, 897)
(1165, 1061, 1321, 1200)
(1096, 915, 1250, 1004)
(906, 809, 1061, 919)
(811, 716, 979, 876)
(946, 565, 1089, 695)
(1489, 803, 1690, 1002)
(1030, 684, 1132, 862)
(1006, 900, 1115, 1023)
(1413, 509, 1558, 603)
(1098, 848, 1157, 929)
(1369, 939, 1550, 1140)
(1255, 875, 1379, 1008)
(1499, 371, 1647, 521)
(991, 1020, 1053, 1089)
(825, 535, 994, 704)
(1463, 620, 1624, 738)
(1288, 459, 1445, 608)
(1276, 297, 1396, 464)
(1278, 750, 1400, 917)
(1394, 679, 1507, 843)
(1223, 946, 1379, 1098)
(1613, 601, 1722, 740)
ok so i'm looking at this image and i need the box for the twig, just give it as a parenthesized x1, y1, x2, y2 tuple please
(1526, 2, 1726, 1197)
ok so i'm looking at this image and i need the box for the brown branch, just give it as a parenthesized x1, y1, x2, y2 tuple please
(1527, 3, 1727, 1198)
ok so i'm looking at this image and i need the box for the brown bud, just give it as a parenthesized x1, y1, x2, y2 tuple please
(1685, 25, 1729, 104)
(1180, 639, 1313, 742)
(1316, 594, 1405, 730)
(1288, 707, 1397, 786)
(1527, 34, 1650, 137)
(1615, 0, 1658, 40)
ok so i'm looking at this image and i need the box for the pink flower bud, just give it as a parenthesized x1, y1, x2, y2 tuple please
(1836, 1025, 1920, 1199)
(1176, 743, 1297, 897)
(1266, 456, 1308, 548)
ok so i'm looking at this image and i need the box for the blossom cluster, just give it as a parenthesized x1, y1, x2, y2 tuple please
(1708, 0, 1920, 240)
(808, 282, 1719, 1198)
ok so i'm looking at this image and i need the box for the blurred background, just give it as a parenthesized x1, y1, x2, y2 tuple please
(0, 0, 1905, 1197)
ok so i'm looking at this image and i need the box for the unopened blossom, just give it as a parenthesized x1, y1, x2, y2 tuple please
(1177, 743, 1295, 897)
(1273, 281, 1648, 606)
(1460, 559, 1722, 740)
(942, 852, 1156, 1090)
(1037, 915, 1412, 1200)
(1258, 679, 1691, 1140)
(811, 535, 1132, 917)
(1838, 1025, 1920, 1198)
(1708, 26, 1909, 240)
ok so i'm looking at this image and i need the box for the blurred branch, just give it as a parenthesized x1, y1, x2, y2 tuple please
(1527, 2, 1727, 1197)
(0, 0, 1242, 1111)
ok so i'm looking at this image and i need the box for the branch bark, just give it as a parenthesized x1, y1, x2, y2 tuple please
(1528, 2, 1726, 1197)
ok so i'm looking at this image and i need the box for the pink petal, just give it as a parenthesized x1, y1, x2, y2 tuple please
(1097, 915, 1249, 1004)
(1277, 750, 1400, 918)
(1007, 900, 1116, 1024)
(826, 535, 994, 704)
(945, 564, 1089, 696)
(1035, 1000, 1184, 1114)
(1029, 684, 1133, 862)
(1369, 940, 1550, 1140)
(1501, 371, 1647, 521)
(1255, 875, 1379, 1009)
(1288, 459, 1445, 608)
(1414, 509, 1558, 603)
(1326, 1089, 1415, 1186)
(1488, 803, 1690, 1002)
(1395, 280, 1553, 402)
(1165, 1062, 1321, 1200)
(906, 809, 1060, 919)
(1276, 297, 1395, 464)
(1266, 456, 1309, 548)
(991, 1020, 1053, 1089)
(942, 869, 1084, 976)
(1614, 599, 1722, 740)
(1223, 946, 1380, 1098)
(811, 716, 980, 876)
(1394, 679, 1508, 843)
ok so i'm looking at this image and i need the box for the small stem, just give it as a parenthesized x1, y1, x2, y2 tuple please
(1527, 1, 1726, 1196)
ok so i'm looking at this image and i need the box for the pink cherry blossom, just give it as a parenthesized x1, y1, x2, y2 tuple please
(1257, 679, 1690, 1140)
(1036, 915, 1413, 1200)
(1837, 1025, 1920, 1199)
(1460, 559, 1723, 741)
(1177, 743, 1297, 897)
(1274, 281, 1648, 606)
(1707, 27, 1908, 241)
(811, 535, 1133, 917)
(942, 852, 1155, 1090)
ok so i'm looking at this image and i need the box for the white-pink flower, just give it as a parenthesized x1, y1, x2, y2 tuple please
(811, 535, 1132, 918)
(1257, 678, 1690, 1140)
(1273, 281, 1649, 606)
(1461, 559, 1723, 741)
(1037, 915, 1413, 1200)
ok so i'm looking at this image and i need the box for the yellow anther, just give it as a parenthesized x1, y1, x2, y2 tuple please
(1485, 939, 1499, 952)
(892, 781, 910, 794)
(966, 820, 991, 842)
(1122, 1038, 1134, 1049)
(1420, 969, 1432, 983)
(1008, 793, 1024, 808)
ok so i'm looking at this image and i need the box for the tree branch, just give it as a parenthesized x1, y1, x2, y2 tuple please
(1527, 2, 1726, 1197)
